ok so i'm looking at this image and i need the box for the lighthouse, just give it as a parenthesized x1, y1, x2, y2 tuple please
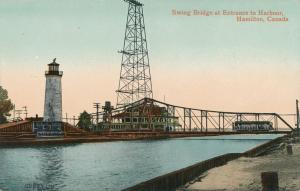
(32, 58, 64, 137)
(43, 58, 63, 122)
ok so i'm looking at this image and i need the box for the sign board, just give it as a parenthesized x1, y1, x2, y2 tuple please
(33, 121, 64, 137)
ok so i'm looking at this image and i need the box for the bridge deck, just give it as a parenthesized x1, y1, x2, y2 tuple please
(0, 130, 290, 147)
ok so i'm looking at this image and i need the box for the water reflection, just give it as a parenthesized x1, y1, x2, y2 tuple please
(0, 151, 9, 190)
(35, 146, 67, 190)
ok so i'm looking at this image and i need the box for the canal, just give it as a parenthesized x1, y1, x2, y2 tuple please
(0, 134, 283, 191)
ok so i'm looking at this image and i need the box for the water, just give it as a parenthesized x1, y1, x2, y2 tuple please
(0, 134, 283, 191)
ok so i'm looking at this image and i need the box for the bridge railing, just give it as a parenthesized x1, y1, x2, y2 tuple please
(92, 98, 295, 132)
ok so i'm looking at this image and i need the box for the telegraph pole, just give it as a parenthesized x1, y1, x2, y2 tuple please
(23, 106, 28, 119)
(93, 103, 100, 125)
(65, 113, 68, 123)
(13, 104, 16, 120)
(296, 100, 299, 133)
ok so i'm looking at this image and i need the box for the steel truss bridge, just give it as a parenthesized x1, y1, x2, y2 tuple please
(93, 98, 295, 133)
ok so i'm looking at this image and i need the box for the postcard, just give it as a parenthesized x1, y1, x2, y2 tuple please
(0, 0, 299, 190)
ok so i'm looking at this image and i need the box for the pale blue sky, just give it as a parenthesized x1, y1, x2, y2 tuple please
(0, 0, 299, 67)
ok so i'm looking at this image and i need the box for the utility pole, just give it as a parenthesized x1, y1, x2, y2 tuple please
(23, 106, 28, 118)
(65, 113, 68, 123)
(296, 100, 299, 133)
(73, 116, 76, 126)
(93, 103, 100, 125)
(13, 104, 16, 120)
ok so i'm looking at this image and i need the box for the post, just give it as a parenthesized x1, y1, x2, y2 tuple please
(13, 104, 16, 120)
(166, 105, 169, 131)
(274, 116, 278, 131)
(23, 106, 28, 118)
(296, 100, 299, 133)
(256, 114, 260, 130)
(93, 103, 100, 125)
(65, 113, 68, 123)
(183, 108, 186, 132)
(261, 171, 279, 191)
(286, 144, 293, 155)
(205, 111, 208, 132)
(189, 108, 192, 131)
(200, 111, 203, 132)
(222, 113, 225, 132)
(218, 113, 221, 133)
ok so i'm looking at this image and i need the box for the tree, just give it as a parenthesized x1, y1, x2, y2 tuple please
(0, 86, 14, 124)
(77, 110, 92, 131)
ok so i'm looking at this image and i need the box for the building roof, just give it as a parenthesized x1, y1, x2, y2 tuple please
(112, 104, 168, 118)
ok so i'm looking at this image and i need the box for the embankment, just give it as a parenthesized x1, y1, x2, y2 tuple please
(123, 134, 289, 191)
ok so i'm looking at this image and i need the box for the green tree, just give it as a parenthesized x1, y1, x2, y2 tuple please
(0, 86, 14, 124)
(77, 110, 92, 130)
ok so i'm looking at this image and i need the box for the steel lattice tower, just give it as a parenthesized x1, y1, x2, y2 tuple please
(116, 0, 153, 107)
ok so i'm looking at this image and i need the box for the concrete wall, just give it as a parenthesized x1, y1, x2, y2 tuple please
(123, 134, 289, 191)
(43, 75, 62, 122)
(123, 153, 241, 191)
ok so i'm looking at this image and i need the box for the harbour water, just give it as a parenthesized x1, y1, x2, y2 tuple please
(0, 134, 283, 191)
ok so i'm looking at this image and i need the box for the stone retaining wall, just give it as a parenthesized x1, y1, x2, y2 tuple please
(124, 134, 289, 191)
(123, 153, 241, 191)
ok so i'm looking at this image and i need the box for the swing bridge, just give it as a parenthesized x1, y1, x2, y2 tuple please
(91, 98, 295, 134)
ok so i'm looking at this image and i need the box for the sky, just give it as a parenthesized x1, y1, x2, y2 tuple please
(0, 0, 299, 119)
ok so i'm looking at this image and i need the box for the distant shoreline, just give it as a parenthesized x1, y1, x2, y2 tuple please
(0, 131, 288, 148)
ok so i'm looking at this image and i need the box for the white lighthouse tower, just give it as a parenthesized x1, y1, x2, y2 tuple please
(43, 58, 63, 122)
